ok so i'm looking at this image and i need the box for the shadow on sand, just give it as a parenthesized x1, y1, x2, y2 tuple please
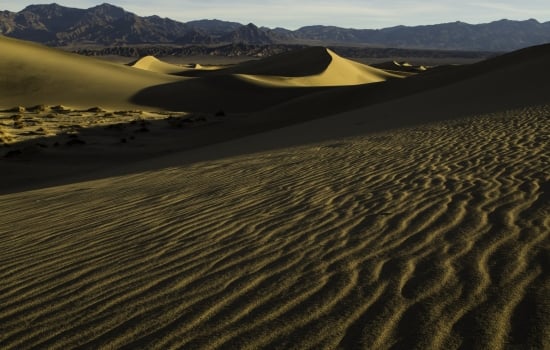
(129, 74, 330, 112)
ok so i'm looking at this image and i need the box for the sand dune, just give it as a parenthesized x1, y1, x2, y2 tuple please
(183, 46, 335, 77)
(131, 48, 399, 87)
(0, 106, 548, 349)
(254, 43, 550, 126)
(127, 48, 402, 111)
(131, 56, 190, 75)
(0, 38, 396, 114)
(2, 43, 550, 187)
(129, 57, 224, 74)
(236, 49, 401, 87)
(0, 36, 181, 110)
(179, 47, 402, 87)
(1, 36, 549, 349)
(0, 37, 314, 113)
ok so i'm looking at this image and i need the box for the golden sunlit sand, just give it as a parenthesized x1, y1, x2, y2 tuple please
(131, 55, 191, 74)
(235, 49, 402, 87)
(0, 36, 179, 110)
(0, 35, 548, 349)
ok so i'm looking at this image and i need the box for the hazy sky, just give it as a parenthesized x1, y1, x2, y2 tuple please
(3, 1, 549, 29)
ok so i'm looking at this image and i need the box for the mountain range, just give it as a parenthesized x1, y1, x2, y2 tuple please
(1, 3, 550, 51)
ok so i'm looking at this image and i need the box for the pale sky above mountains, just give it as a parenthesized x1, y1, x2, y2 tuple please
(3, 1, 550, 29)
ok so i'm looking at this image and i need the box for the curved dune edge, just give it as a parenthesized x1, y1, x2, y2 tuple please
(131, 56, 190, 74)
(194, 63, 226, 71)
(131, 48, 400, 87)
(0, 36, 181, 110)
(0, 106, 548, 349)
(236, 49, 402, 87)
(130, 56, 225, 74)
(209, 46, 333, 77)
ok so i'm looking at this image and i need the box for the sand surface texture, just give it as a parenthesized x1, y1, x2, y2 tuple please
(0, 36, 549, 349)
(1, 107, 548, 349)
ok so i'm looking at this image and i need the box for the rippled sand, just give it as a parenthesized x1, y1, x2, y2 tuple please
(1, 106, 548, 349)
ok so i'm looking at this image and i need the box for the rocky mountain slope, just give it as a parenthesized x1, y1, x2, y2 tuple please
(1, 3, 549, 50)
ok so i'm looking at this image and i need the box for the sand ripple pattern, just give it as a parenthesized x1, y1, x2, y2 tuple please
(0, 106, 549, 349)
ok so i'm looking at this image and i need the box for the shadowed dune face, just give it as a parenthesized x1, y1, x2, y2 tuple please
(126, 47, 401, 111)
(0, 107, 548, 349)
(235, 49, 401, 87)
(129, 75, 331, 112)
(179, 46, 334, 77)
(129, 48, 401, 110)
(256, 43, 550, 124)
(177, 47, 401, 87)
(0, 38, 400, 113)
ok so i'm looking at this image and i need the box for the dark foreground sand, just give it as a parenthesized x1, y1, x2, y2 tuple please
(1, 106, 548, 349)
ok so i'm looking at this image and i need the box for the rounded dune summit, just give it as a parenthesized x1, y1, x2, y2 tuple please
(181, 47, 402, 87)
(0, 36, 180, 110)
(131, 56, 189, 75)
(185, 46, 334, 77)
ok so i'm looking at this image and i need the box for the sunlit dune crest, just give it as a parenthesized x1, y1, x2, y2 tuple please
(131, 56, 191, 75)
(0, 36, 180, 110)
(130, 47, 401, 87)
(237, 49, 401, 87)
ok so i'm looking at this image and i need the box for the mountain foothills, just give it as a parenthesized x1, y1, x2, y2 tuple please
(1, 3, 550, 51)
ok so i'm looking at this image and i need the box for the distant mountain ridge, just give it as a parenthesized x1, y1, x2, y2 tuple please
(1, 3, 550, 51)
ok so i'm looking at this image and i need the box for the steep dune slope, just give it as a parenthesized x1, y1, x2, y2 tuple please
(0, 36, 180, 109)
(179, 47, 401, 87)
(237, 49, 401, 87)
(181, 46, 335, 77)
(129, 48, 401, 111)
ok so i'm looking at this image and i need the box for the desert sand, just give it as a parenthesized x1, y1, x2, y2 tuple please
(0, 36, 548, 349)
